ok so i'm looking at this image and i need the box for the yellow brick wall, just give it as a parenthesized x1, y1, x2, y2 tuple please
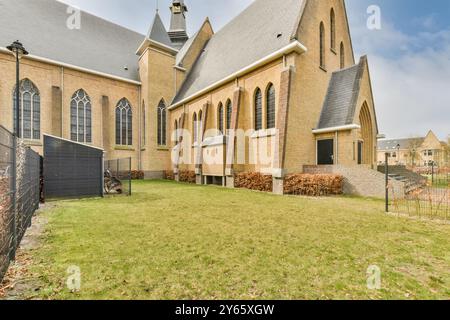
(284, 0, 357, 172)
(0, 52, 141, 169)
(139, 46, 177, 176)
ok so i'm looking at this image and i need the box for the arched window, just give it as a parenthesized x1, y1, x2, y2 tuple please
(266, 84, 276, 129)
(193, 112, 198, 143)
(174, 120, 178, 143)
(70, 89, 91, 143)
(320, 22, 326, 69)
(340, 42, 345, 69)
(13, 79, 40, 139)
(115, 98, 133, 146)
(218, 103, 224, 135)
(157, 99, 167, 146)
(254, 88, 262, 131)
(330, 9, 336, 51)
(199, 110, 203, 141)
(226, 99, 232, 132)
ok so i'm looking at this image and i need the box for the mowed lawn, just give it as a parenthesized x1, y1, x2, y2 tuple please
(27, 180, 450, 299)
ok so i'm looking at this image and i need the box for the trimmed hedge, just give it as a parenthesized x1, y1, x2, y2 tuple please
(234, 172, 273, 192)
(165, 171, 175, 181)
(131, 170, 145, 180)
(284, 174, 343, 196)
(179, 170, 196, 184)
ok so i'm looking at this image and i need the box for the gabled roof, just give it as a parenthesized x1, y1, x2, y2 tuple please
(172, 0, 307, 106)
(175, 30, 199, 66)
(0, 0, 144, 82)
(378, 138, 425, 151)
(147, 12, 175, 49)
(317, 57, 367, 129)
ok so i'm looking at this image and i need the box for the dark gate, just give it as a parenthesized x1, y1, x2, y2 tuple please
(43, 135, 104, 199)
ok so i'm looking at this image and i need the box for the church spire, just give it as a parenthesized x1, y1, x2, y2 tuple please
(168, 0, 189, 49)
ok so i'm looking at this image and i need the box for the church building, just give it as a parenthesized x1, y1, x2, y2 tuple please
(0, 0, 379, 194)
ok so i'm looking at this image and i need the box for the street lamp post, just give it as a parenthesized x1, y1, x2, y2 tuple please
(7, 40, 28, 137)
(6, 40, 28, 261)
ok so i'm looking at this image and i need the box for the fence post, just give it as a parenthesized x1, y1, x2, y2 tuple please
(9, 136, 17, 261)
(129, 157, 132, 196)
(385, 152, 389, 213)
(431, 161, 435, 186)
(101, 152, 105, 198)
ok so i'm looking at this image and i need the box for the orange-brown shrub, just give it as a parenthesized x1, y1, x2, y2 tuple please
(165, 171, 175, 181)
(284, 174, 343, 196)
(234, 172, 273, 192)
(179, 170, 196, 184)
(131, 170, 144, 180)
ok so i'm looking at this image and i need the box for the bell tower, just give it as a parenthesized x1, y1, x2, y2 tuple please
(168, 0, 189, 49)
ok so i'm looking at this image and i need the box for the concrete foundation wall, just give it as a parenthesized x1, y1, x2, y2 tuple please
(304, 165, 405, 199)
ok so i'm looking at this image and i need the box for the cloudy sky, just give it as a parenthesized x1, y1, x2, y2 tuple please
(60, 0, 450, 141)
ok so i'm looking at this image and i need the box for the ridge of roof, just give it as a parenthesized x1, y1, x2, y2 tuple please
(0, 0, 144, 81)
(147, 11, 175, 49)
(171, 0, 307, 106)
(56, 0, 145, 37)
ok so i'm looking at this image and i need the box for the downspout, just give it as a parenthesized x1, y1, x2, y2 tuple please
(61, 66, 64, 137)
(335, 131, 339, 165)
(138, 86, 142, 171)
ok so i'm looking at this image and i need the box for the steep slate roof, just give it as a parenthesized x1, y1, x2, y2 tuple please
(378, 138, 425, 151)
(172, 0, 306, 105)
(317, 57, 366, 129)
(0, 0, 144, 81)
(147, 12, 175, 49)
(175, 29, 199, 66)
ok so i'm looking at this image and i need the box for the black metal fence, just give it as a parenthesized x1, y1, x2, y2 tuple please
(0, 126, 40, 282)
(104, 158, 132, 196)
(384, 161, 450, 220)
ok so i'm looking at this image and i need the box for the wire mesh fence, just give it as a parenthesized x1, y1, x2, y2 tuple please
(0, 125, 40, 282)
(104, 158, 132, 196)
(385, 163, 450, 221)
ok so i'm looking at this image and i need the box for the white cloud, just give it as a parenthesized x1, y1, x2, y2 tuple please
(351, 15, 450, 140)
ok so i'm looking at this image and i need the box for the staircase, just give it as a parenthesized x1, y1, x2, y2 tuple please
(377, 166, 427, 194)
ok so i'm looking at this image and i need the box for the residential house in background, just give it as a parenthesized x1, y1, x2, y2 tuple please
(378, 130, 449, 167)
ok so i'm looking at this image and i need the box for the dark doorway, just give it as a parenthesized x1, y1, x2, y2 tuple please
(317, 139, 334, 165)
(358, 141, 363, 165)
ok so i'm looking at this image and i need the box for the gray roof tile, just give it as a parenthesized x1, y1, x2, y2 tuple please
(147, 12, 175, 49)
(172, 0, 306, 105)
(0, 0, 144, 81)
(317, 57, 366, 129)
(378, 138, 425, 151)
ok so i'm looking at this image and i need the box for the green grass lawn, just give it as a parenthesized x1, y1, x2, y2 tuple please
(27, 180, 450, 299)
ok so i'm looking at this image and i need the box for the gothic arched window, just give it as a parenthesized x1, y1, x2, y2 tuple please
(193, 112, 198, 143)
(13, 79, 40, 139)
(266, 84, 276, 129)
(226, 99, 232, 132)
(218, 103, 224, 135)
(330, 9, 336, 51)
(157, 99, 167, 146)
(340, 42, 345, 69)
(320, 22, 326, 69)
(115, 98, 133, 146)
(254, 88, 262, 131)
(70, 89, 92, 143)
